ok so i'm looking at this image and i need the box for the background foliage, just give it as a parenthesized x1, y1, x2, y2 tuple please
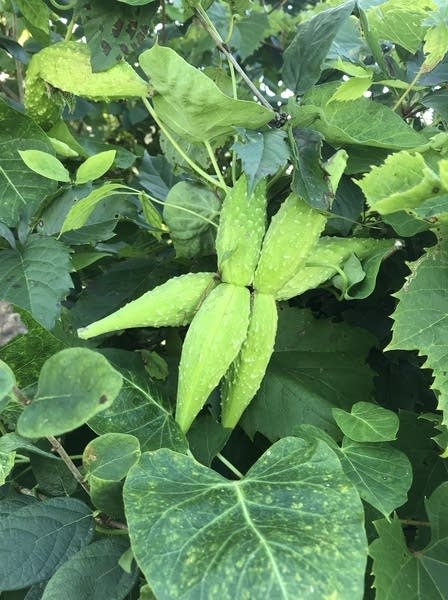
(0, 0, 448, 598)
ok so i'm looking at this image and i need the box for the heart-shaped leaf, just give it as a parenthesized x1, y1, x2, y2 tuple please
(124, 436, 367, 599)
(17, 348, 123, 438)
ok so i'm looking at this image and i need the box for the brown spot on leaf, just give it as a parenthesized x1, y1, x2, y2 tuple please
(101, 40, 112, 55)
(126, 20, 137, 37)
(99, 394, 108, 404)
(112, 18, 124, 38)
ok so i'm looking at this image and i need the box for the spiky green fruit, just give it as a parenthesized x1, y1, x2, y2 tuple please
(41, 42, 148, 99)
(253, 193, 327, 294)
(275, 237, 395, 300)
(175, 283, 250, 432)
(216, 175, 267, 286)
(221, 292, 277, 429)
(24, 53, 64, 129)
(77, 272, 217, 340)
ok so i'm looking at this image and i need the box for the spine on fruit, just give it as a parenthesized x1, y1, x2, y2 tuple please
(221, 292, 277, 429)
(253, 193, 327, 294)
(275, 237, 395, 300)
(77, 272, 218, 339)
(175, 283, 250, 432)
(215, 175, 267, 286)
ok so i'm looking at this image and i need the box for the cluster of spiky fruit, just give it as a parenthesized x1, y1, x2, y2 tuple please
(78, 176, 385, 432)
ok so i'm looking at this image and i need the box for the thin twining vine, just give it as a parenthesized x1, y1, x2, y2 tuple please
(194, 5, 274, 113)
(141, 97, 228, 192)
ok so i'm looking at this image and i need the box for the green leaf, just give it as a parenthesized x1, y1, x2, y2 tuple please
(49, 136, 79, 158)
(124, 437, 367, 600)
(89, 371, 188, 453)
(18, 150, 70, 182)
(0, 235, 72, 329)
(41, 538, 138, 600)
(366, 0, 430, 53)
(83, 433, 141, 481)
(89, 476, 125, 519)
(78, 0, 154, 71)
(137, 152, 180, 200)
(0, 451, 15, 485)
(59, 183, 129, 234)
(341, 239, 400, 300)
(340, 438, 412, 517)
(30, 453, 78, 496)
(370, 482, 448, 599)
(186, 414, 230, 466)
(242, 307, 375, 440)
(333, 401, 400, 442)
(290, 128, 334, 211)
(298, 425, 412, 518)
(14, 0, 49, 35)
(395, 410, 448, 520)
(0, 306, 66, 388)
(282, 1, 355, 94)
(0, 100, 57, 226)
(0, 359, 15, 412)
(230, 11, 269, 60)
(388, 238, 448, 426)
(139, 45, 274, 142)
(75, 150, 116, 185)
(17, 348, 123, 438)
(290, 83, 425, 150)
(329, 76, 373, 102)
(0, 497, 94, 590)
(232, 129, 289, 196)
(0, 433, 59, 460)
(422, 89, 448, 122)
(357, 151, 441, 215)
(163, 181, 219, 259)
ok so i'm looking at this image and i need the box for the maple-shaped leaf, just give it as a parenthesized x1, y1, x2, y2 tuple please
(388, 233, 448, 426)
(370, 482, 448, 599)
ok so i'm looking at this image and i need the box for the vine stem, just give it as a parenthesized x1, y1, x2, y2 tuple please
(141, 97, 227, 191)
(47, 435, 90, 494)
(204, 140, 227, 190)
(194, 6, 274, 112)
(12, 386, 89, 494)
(11, 388, 129, 532)
(64, 11, 77, 42)
(12, 13, 24, 104)
(216, 452, 244, 479)
(123, 187, 220, 229)
(400, 518, 430, 527)
(392, 67, 423, 112)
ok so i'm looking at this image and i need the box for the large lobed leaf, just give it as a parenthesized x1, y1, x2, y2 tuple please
(370, 482, 448, 600)
(242, 307, 376, 440)
(290, 82, 425, 150)
(0, 497, 94, 591)
(0, 235, 72, 330)
(283, 1, 355, 95)
(41, 537, 139, 600)
(89, 371, 188, 453)
(124, 436, 367, 600)
(388, 236, 448, 426)
(0, 306, 66, 388)
(0, 101, 57, 227)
